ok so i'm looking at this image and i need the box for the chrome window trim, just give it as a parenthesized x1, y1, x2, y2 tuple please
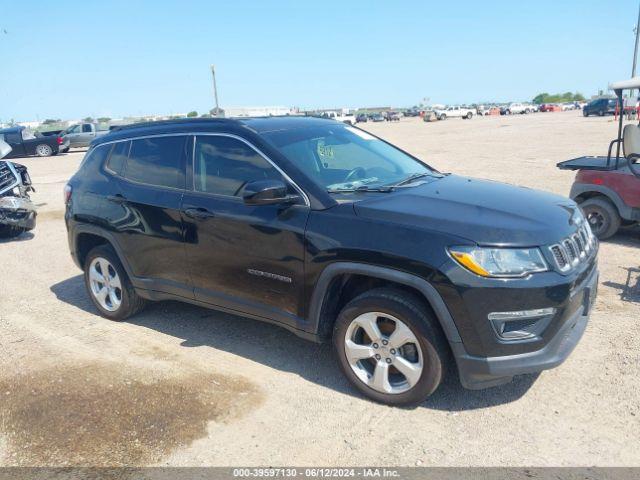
(95, 132, 310, 206)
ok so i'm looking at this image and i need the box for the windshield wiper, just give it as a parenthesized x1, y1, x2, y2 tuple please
(390, 172, 436, 188)
(327, 185, 393, 193)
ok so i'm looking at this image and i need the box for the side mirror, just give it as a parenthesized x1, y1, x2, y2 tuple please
(242, 179, 300, 206)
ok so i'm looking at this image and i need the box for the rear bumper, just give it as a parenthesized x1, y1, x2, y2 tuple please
(453, 267, 598, 389)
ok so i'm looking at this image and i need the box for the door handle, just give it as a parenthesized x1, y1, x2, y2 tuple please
(106, 194, 126, 204)
(184, 207, 215, 219)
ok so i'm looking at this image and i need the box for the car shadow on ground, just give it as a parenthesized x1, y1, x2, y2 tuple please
(50, 275, 538, 411)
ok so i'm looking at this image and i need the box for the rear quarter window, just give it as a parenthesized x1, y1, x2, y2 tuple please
(105, 141, 130, 175)
(82, 143, 113, 170)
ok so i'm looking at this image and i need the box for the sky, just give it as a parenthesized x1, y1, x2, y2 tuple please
(1, 0, 639, 121)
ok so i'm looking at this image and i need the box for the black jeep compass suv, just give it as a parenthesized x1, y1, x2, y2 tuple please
(64, 117, 598, 405)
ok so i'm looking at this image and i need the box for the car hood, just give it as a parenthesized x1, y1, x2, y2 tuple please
(353, 174, 580, 246)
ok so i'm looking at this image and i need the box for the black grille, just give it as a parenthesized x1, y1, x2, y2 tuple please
(0, 162, 18, 194)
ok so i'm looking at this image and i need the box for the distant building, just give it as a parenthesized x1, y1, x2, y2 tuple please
(16, 120, 42, 129)
(223, 106, 293, 118)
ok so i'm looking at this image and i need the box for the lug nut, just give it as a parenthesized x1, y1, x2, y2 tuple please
(382, 339, 389, 346)
(373, 343, 379, 349)
(375, 354, 381, 360)
(385, 358, 392, 364)
(390, 348, 396, 355)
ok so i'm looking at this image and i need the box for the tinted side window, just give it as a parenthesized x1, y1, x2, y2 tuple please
(194, 136, 283, 196)
(125, 136, 186, 189)
(106, 141, 129, 175)
(5, 132, 21, 144)
(82, 124, 92, 133)
(83, 143, 112, 170)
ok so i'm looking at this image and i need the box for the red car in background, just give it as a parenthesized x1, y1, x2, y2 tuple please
(539, 103, 562, 112)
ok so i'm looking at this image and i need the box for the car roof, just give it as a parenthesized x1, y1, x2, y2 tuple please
(0, 126, 23, 134)
(93, 116, 338, 145)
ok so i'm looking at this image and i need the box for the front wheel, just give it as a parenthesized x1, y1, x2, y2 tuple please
(439, 114, 446, 120)
(35, 144, 53, 157)
(333, 288, 448, 406)
(465, 112, 473, 119)
(580, 197, 621, 240)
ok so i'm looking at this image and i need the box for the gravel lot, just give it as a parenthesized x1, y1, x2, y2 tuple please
(0, 111, 638, 467)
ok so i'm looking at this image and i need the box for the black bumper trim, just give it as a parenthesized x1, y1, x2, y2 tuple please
(453, 268, 598, 390)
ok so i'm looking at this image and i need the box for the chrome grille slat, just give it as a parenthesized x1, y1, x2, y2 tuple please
(0, 162, 19, 195)
(548, 221, 596, 273)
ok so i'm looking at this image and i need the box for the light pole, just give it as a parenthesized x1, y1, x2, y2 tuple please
(210, 64, 220, 116)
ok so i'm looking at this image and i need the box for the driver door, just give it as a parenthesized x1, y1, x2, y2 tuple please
(181, 134, 310, 326)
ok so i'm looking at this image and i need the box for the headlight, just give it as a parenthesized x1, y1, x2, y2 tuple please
(449, 246, 549, 278)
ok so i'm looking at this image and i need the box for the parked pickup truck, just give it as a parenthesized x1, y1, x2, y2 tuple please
(0, 126, 62, 158)
(434, 105, 474, 120)
(62, 123, 109, 148)
(506, 103, 536, 114)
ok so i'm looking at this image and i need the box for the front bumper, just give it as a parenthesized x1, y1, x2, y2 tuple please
(0, 197, 37, 230)
(452, 265, 598, 389)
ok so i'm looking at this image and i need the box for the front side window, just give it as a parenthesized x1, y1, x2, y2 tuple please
(194, 135, 284, 196)
(124, 136, 186, 189)
(262, 124, 436, 192)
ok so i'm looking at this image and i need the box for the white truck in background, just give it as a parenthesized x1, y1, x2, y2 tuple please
(506, 103, 536, 114)
(434, 105, 474, 120)
(321, 111, 356, 125)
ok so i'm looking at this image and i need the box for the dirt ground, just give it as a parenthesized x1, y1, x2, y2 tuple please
(0, 111, 638, 467)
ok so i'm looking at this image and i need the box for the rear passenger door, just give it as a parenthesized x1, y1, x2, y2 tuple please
(181, 134, 309, 326)
(107, 134, 192, 299)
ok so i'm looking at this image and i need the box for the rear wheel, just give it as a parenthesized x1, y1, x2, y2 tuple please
(439, 114, 446, 120)
(580, 197, 621, 240)
(35, 144, 53, 157)
(84, 244, 147, 320)
(333, 288, 448, 406)
(465, 112, 473, 119)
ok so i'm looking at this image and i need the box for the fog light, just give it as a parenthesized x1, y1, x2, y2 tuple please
(488, 308, 556, 340)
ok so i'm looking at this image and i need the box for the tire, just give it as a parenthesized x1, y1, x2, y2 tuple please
(439, 114, 446, 120)
(598, 110, 604, 117)
(84, 244, 147, 320)
(579, 197, 621, 240)
(35, 144, 53, 157)
(333, 288, 449, 406)
(583, 110, 589, 117)
(0, 225, 27, 238)
(465, 112, 473, 119)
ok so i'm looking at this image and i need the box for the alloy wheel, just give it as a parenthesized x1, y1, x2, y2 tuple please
(344, 312, 424, 394)
(88, 257, 123, 312)
(36, 144, 52, 156)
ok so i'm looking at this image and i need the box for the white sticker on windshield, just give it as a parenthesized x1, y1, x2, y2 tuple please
(345, 126, 375, 140)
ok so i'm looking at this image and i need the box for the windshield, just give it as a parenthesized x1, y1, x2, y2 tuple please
(262, 124, 436, 191)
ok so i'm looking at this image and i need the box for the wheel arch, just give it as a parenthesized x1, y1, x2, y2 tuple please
(308, 262, 462, 344)
(72, 224, 135, 278)
(570, 183, 633, 220)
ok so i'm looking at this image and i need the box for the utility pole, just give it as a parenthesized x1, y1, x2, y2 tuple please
(210, 64, 220, 116)
(631, 2, 640, 100)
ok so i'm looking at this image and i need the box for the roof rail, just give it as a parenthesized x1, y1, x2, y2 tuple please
(109, 117, 235, 132)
